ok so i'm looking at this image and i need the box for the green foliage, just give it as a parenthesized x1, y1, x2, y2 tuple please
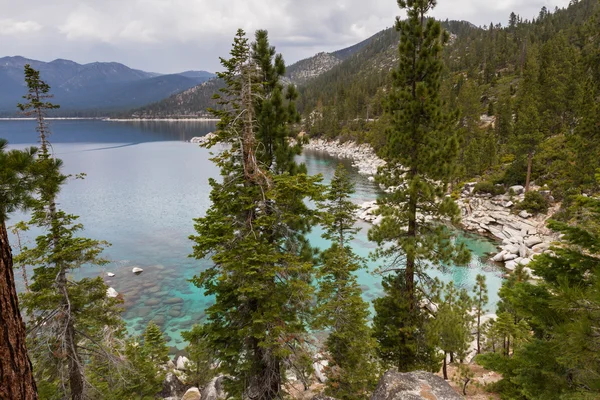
(480, 196, 600, 398)
(313, 165, 378, 399)
(368, 0, 471, 373)
(16, 64, 127, 399)
(0, 140, 40, 223)
(516, 191, 550, 214)
(473, 181, 505, 196)
(143, 321, 169, 365)
(190, 29, 323, 400)
(429, 281, 474, 379)
(473, 274, 489, 354)
(181, 324, 216, 388)
(372, 274, 439, 372)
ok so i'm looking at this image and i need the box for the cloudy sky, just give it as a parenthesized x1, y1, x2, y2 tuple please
(0, 0, 571, 74)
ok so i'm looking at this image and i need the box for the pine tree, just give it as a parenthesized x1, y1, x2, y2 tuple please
(368, 0, 470, 371)
(191, 29, 322, 400)
(143, 321, 169, 365)
(473, 274, 488, 354)
(16, 65, 124, 400)
(181, 324, 216, 388)
(0, 140, 40, 400)
(313, 164, 378, 399)
(429, 281, 473, 380)
(512, 46, 543, 192)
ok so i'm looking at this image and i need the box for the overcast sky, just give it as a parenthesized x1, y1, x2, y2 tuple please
(0, 0, 571, 74)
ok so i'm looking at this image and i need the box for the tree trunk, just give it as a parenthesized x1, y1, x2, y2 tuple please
(66, 320, 84, 400)
(442, 352, 448, 380)
(0, 222, 38, 400)
(525, 152, 533, 192)
(476, 309, 481, 354)
(57, 265, 84, 400)
(450, 352, 454, 363)
(406, 194, 417, 310)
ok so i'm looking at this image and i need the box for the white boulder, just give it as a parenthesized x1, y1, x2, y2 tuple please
(106, 287, 119, 298)
(182, 387, 201, 400)
(532, 242, 550, 253)
(313, 358, 328, 383)
(491, 251, 506, 262)
(519, 210, 531, 219)
(176, 356, 190, 371)
(509, 185, 525, 195)
(525, 236, 544, 248)
(505, 260, 517, 271)
(132, 267, 144, 274)
(107, 272, 115, 277)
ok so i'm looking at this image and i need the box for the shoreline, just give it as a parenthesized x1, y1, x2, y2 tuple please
(104, 118, 220, 122)
(0, 117, 220, 122)
(303, 138, 557, 277)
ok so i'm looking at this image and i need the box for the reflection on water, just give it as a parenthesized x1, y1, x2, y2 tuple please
(2, 120, 503, 351)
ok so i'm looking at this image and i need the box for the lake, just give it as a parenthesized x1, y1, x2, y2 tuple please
(1, 119, 503, 350)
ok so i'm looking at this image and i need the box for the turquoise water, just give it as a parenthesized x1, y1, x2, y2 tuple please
(2, 120, 503, 351)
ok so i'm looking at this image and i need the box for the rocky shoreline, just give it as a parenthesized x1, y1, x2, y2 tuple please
(303, 138, 558, 277)
(457, 184, 559, 278)
(303, 138, 386, 176)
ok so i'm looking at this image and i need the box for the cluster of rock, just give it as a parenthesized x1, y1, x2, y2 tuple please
(356, 200, 383, 225)
(190, 132, 216, 145)
(162, 357, 226, 400)
(371, 370, 462, 400)
(458, 183, 557, 276)
(303, 138, 386, 176)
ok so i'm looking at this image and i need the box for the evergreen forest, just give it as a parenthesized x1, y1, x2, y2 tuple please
(1, 0, 599, 399)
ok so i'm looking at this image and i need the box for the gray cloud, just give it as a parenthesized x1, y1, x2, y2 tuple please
(0, 0, 570, 73)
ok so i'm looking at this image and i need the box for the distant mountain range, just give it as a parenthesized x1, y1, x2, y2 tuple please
(129, 36, 377, 118)
(0, 56, 215, 116)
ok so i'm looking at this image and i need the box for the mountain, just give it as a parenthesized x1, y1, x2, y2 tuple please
(129, 29, 386, 118)
(0, 57, 215, 116)
(126, 79, 226, 119)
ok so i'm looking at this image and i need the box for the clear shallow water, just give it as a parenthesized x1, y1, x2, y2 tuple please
(2, 120, 503, 351)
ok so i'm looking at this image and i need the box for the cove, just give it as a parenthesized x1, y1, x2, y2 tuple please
(1, 119, 504, 351)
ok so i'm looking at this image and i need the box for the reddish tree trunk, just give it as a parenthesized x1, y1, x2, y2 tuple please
(443, 352, 448, 380)
(0, 222, 38, 399)
(525, 152, 533, 192)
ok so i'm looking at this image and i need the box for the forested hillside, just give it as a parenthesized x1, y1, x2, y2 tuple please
(304, 0, 599, 196)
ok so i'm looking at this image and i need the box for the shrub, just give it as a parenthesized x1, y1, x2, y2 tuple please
(474, 181, 505, 196)
(516, 191, 549, 214)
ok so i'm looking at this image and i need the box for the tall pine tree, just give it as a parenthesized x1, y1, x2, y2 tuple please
(16, 65, 125, 400)
(191, 29, 322, 400)
(369, 0, 470, 371)
(313, 164, 378, 399)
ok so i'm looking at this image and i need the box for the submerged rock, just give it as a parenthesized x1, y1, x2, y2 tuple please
(372, 370, 462, 400)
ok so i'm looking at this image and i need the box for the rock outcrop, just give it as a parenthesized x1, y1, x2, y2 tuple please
(371, 370, 462, 400)
(303, 138, 385, 176)
(160, 372, 188, 399)
(181, 387, 201, 400)
(190, 132, 216, 145)
(457, 189, 559, 276)
(201, 376, 227, 400)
